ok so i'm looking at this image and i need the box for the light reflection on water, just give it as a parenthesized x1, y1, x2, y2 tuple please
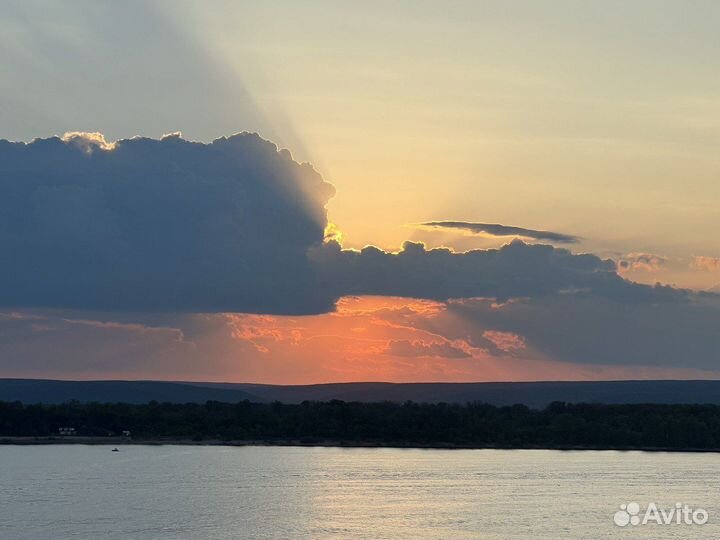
(0, 445, 718, 539)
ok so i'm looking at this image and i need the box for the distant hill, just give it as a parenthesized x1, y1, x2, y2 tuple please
(200, 380, 720, 408)
(0, 379, 263, 405)
(4, 379, 720, 408)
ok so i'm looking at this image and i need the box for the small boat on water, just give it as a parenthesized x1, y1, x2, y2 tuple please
(111, 448, 119, 452)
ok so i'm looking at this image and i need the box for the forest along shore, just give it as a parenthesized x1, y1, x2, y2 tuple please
(2, 400, 720, 452)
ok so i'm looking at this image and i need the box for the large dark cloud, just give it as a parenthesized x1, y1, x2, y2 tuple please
(0, 132, 334, 314)
(421, 220, 579, 244)
(0, 132, 692, 316)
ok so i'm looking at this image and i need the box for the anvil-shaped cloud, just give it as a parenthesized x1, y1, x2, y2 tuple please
(0, 132, 623, 313)
(0, 132, 335, 314)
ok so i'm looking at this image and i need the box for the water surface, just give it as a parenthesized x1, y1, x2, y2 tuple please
(1, 445, 718, 539)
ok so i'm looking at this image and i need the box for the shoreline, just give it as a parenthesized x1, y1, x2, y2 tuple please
(2, 436, 720, 454)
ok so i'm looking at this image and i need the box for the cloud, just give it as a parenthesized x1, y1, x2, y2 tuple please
(445, 293, 720, 370)
(3, 288, 718, 381)
(617, 252, 668, 272)
(692, 256, 720, 272)
(386, 339, 470, 358)
(313, 239, 682, 305)
(0, 309, 194, 378)
(481, 330, 526, 353)
(0, 132, 335, 314)
(420, 221, 579, 244)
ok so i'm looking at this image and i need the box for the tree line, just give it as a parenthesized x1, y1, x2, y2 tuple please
(2, 399, 720, 450)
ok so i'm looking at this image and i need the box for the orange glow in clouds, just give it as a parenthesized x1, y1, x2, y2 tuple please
(219, 296, 710, 384)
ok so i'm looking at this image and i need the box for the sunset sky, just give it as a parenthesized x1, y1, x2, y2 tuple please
(1, 1, 719, 383)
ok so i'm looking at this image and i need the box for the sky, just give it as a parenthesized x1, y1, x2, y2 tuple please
(0, 1, 719, 383)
